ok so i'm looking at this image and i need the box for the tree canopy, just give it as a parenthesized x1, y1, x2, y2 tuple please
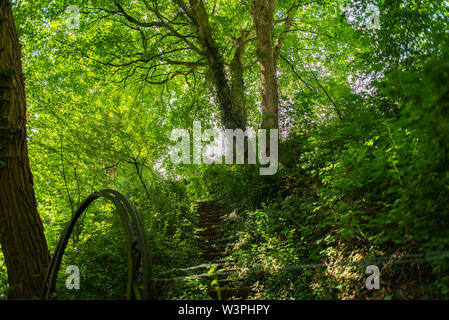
(1, 0, 449, 300)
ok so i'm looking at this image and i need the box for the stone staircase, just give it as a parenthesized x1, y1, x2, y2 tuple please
(196, 200, 251, 300)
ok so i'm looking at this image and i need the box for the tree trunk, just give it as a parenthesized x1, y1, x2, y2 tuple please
(189, 0, 247, 130)
(0, 2, 50, 299)
(229, 32, 248, 128)
(252, 0, 279, 130)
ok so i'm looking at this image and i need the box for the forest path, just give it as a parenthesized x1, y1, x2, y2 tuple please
(196, 201, 250, 300)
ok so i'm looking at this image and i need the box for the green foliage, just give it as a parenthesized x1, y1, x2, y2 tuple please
(1, 0, 448, 300)
(195, 5, 449, 299)
(187, 164, 281, 211)
(0, 250, 7, 300)
(159, 278, 211, 300)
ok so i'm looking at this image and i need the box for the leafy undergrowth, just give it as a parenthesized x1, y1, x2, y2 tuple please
(193, 41, 449, 300)
(0, 250, 7, 300)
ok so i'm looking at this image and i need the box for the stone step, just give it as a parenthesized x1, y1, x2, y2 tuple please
(199, 220, 222, 226)
(202, 252, 224, 260)
(202, 248, 224, 255)
(197, 206, 222, 212)
(200, 240, 221, 247)
(198, 208, 221, 212)
(198, 225, 220, 231)
(200, 215, 222, 220)
(197, 223, 221, 229)
(200, 243, 227, 251)
(199, 210, 223, 215)
(198, 229, 220, 235)
(200, 235, 221, 242)
(198, 214, 224, 221)
(199, 216, 222, 221)
(198, 201, 251, 300)
(210, 237, 236, 245)
(198, 231, 221, 237)
(196, 208, 223, 214)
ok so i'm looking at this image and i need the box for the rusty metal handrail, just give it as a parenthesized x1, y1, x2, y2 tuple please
(40, 189, 153, 300)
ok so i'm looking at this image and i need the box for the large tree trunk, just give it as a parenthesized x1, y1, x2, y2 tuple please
(229, 32, 248, 128)
(252, 0, 279, 130)
(0, 2, 50, 299)
(189, 0, 247, 130)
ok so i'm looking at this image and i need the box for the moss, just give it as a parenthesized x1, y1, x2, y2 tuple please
(0, 68, 14, 168)
(0, 68, 13, 104)
(0, 126, 24, 139)
(0, 68, 14, 80)
(0, 0, 12, 7)
(0, 126, 21, 168)
(0, 68, 13, 100)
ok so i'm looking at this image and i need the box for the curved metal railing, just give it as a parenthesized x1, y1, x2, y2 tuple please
(40, 189, 153, 300)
